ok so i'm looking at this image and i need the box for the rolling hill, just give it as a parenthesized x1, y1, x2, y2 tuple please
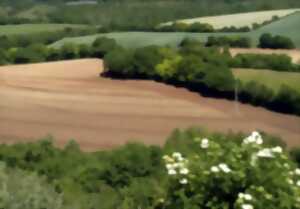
(161, 9, 300, 29)
(51, 11, 300, 48)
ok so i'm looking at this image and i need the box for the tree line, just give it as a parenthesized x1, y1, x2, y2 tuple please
(206, 33, 296, 49)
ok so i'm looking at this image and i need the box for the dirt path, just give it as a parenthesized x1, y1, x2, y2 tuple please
(0, 59, 299, 151)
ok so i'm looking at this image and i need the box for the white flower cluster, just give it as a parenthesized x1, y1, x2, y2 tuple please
(243, 131, 263, 145)
(287, 168, 300, 186)
(163, 152, 189, 185)
(238, 193, 254, 209)
(289, 168, 300, 176)
(210, 163, 231, 173)
(256, 146, 283, 158)
(200, 138, 209, 149)
(241, 204, 254, 209)
(238, 193, 253, 201)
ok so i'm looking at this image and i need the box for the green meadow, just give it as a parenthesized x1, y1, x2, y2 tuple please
(51, 12, 300, 48)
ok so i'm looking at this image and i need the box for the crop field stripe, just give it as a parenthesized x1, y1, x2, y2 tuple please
(50, 12, 300, 49)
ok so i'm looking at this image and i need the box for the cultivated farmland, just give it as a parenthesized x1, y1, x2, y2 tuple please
(161, 8, 300, 29)
(51, 11, 300, 48)
(1, 59, 300, 150)
(233, 68, 300, 93)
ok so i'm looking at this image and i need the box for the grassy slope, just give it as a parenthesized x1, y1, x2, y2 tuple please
(50, 12, 300, 49)
(233, 69, 300, 93)
(162, 9, 300, 29)
(0, 24, 86, 36)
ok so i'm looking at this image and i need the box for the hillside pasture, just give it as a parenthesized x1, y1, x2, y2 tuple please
(233, 68, 300, 93)
(161, 9, 300, 29)
(51, 12, 300, 48)
(0, 24, 86, 36)
(1, 59, 300, 150)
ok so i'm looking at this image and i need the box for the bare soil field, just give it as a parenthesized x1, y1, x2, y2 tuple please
(230, 48, 300, 64)
(0, 59, 299, 150)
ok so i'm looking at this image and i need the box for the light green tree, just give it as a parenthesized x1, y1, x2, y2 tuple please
(0, 162, 63, 209)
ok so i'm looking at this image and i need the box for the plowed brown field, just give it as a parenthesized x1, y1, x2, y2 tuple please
(0, 59, 299, 151)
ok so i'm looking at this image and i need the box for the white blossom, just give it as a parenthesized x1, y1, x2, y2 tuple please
(211, 166, 220, 173)
(166, 164, 174, 170)
(257, 148, 274, 158)
(168, 169, 177, 175)
(241, 204, 254, 209)
(172, 152, 182, 159)
(180, 168, 189, 175)
(297, 181, 300, 187)
(295, 168, 300, 175)
(287, 179, 294, 185)
(244, 194, 252, 201)
(179, 178, 188, 184)
(201, 138, 209, 149)
(243, 131, 263, 145)
(219, 163, 231, 173)
(238, 193, 252, 201)
(272, 146, 283, 153)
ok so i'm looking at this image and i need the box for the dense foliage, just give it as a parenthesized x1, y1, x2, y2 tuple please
(0, 162, 63, 209)
(0, 128, 298, 208)
(157, 22, 214, 33)
(206, 36, 252, 48)
(157, 22, 251, 33)
(259, 33, 296, 49)
(230, 53, 300, 72)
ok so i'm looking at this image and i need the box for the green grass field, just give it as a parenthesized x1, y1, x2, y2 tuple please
(0, 24, 86, 36)
(162, 9, 300, 29)
(233, 68, 300, 93)
(51, 12, 300, 49)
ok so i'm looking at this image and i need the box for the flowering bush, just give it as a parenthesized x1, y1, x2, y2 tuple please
(161, 131, 300, 209)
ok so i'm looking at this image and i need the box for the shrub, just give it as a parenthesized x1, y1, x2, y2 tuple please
(104, 48, 135, 77)
(206, 36, 251, 48)
(92, 37, 119, 58)
(60, 43, 78, 60)
(231, 53, 298, 72)
(161, 131, 300, 209)
(259, 33, 295, 49)
(133, 45, 164, 77)
(0, 162, 63, 209)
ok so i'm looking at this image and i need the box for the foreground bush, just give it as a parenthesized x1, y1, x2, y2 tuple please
(161, 131, 300, 209)
(0, 162, 63, 209)
(0, 128, 298, 208)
